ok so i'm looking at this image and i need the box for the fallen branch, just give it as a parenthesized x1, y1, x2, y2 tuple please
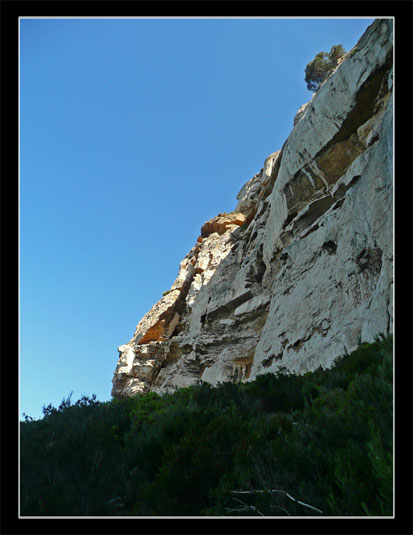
(271, 505, 290, 516)
(230, 489, 323, 515)
(232, 497, 265, 517)
(225, 507, 250, 513)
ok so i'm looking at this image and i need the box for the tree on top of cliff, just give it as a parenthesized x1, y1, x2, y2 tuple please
(305, 44, 346, 92)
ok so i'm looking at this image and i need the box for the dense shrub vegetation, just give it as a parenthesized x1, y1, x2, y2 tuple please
(20, 335, 393, 516)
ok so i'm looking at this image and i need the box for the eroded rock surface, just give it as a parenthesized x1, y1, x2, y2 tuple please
(112, 19, 393, 397)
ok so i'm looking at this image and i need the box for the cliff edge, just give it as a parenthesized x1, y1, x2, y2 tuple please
(112, 19, 393, 398)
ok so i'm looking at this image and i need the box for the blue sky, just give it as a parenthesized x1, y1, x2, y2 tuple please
(20, 17, 374, 419)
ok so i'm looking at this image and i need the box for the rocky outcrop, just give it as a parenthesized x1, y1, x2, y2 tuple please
(112, 19, 393, 398)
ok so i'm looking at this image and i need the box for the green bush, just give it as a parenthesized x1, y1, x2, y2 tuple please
(20, 335, 393, 516)
(305, 44, 346, 91)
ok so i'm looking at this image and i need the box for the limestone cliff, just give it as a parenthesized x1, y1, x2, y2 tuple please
(112, 19, 393, 398)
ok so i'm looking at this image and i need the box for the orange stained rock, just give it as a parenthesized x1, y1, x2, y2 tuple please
(138, 319, 168, 344)
(200, 212, 246, 238)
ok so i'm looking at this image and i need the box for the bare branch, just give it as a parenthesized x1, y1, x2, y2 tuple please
(271, 505, 290, 516)
(233, 497, 265, 517)
(230, 489, 323, 515)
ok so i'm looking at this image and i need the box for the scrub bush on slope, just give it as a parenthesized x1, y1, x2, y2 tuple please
(20, 335, 393, 516)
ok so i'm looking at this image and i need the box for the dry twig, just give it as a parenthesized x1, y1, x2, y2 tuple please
(231, 497, 265, 516)
(230, 489, 323, 515)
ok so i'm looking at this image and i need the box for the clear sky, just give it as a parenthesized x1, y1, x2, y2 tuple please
(20, 16, 374, 420)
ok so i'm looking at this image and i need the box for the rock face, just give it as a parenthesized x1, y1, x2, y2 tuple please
(112, 19, 393, 398)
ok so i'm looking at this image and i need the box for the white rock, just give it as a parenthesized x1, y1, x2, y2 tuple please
(112, 19, 393, 398)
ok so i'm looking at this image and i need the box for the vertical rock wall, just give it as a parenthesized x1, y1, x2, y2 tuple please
(112, 19, 393, 398)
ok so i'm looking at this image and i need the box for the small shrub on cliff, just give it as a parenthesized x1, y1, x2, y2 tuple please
(305, 44, 346, 91)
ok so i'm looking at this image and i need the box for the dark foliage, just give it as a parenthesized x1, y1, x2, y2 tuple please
(305, 44, 347, 91)
(20, 335, 393, 516)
